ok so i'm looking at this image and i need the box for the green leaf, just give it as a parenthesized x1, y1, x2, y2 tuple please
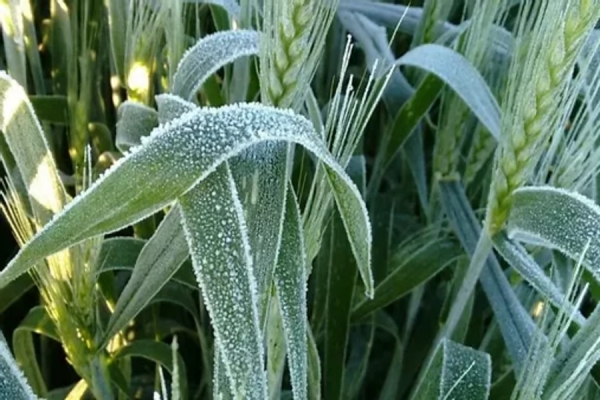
(13, 306, 59, 397)
(0, 71, 69, 224)
(115, 101, 159, 153)
(493, 232, 586, 326)
(307, 327, 321, 400)
(0, 274, 34, 314)
(29, 95, 69, 125)
(172, 30, 259, 101)
(112, 340, 187, 400)
(1, 104, 371, 298)
(179, 164, 266, 398)
(102, 206, 190, 347)
(274, 187, 307, 400)
(412, 339, 491, 400)
(372, 312, 403, 400)
(352, 236, 461, 321)
(323, 206, 358, 400)
(507, 186, 600, 281)
(0, 331, 37, 399)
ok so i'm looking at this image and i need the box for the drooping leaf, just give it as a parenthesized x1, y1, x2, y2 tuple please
(507, 186, 600, 281)
(1, 104, 371, 298)
(274, 187, 307, 400)
(179, 164, 266, 399)
(0, 331, 37, 400)
(172, 30, 259, 101)
(13, 306, 59, 397)
(412, 339, 491, 400)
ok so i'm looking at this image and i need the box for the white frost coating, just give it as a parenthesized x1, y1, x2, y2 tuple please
(0, 332, 38, 399)
(172, 30, 259, 101)
(155, 94, 197, 124)
(274, 187, 307, 400)
(179, 165, 266, 399)
(115, 100, 159, 152)
(508, 185, 600, 281)
(0, 103, 372, 301)
(438, 339, 491, 400)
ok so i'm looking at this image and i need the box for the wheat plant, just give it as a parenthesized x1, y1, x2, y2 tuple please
(1, 0, 600, 399)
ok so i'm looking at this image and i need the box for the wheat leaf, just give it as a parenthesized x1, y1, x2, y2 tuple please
(115, 101, 159, 153)
(274, 186, 307, 400)
(507, 186, 600, 281)
(102, 206, 190, 347)
(0, 331, 37, 399)
(179, 164, 266, 399)
(155, 94, 196, 124)
(0, 104, 371, 300)
(412, 339, 491, 400)
(395, 44, 501, 139)
(0, 71, 69, 224)
(172, 30, 259, 101)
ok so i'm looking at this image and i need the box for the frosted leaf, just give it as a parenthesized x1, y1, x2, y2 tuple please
(0, 103, 371, 303)
(412, 339, 491, 400)
(172, 30, 259, 101)
(179, 165, 266, 399)
(230, 142, 288, 323)
(0, 71, 69, 224)
(0, 331, 38, 399)
(101, 206, 190, 347)
(155, 94, 196, 124)
(115, 101, 159, 152)
(508, 186, 600, 281)
(273, 187, 307, 400)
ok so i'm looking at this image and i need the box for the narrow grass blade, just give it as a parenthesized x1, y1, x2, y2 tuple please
(352, 237, 461, 321)
(308, 328, 321, 400)
(113, 340, 187, 399)
(102, 206, 189, 347)
(172, 30, 259, 101)
(179, 165, 266, 399)
(411, 339, 491, 400)
(273, 187, 307, 400)
(323, 207, 358, 400)
(115, 101, 159, 153)
(0, 1, 27, 87)
(0, 331, 37, 399)
(373, 312, 403, 400)
(439, 180, 536, 373)
(267, 298, 286, 400)
(0, 71, 69, 223)
(0, 274, 34, 314)
(493, 233, 586, 326)
(507, 186, 600, 281)
(13, 306, 59, 397)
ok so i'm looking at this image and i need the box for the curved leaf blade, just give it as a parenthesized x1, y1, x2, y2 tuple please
(508, 186, 600, 280)
(172, 30, 259, 101)
(2, 104, 371, 298)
